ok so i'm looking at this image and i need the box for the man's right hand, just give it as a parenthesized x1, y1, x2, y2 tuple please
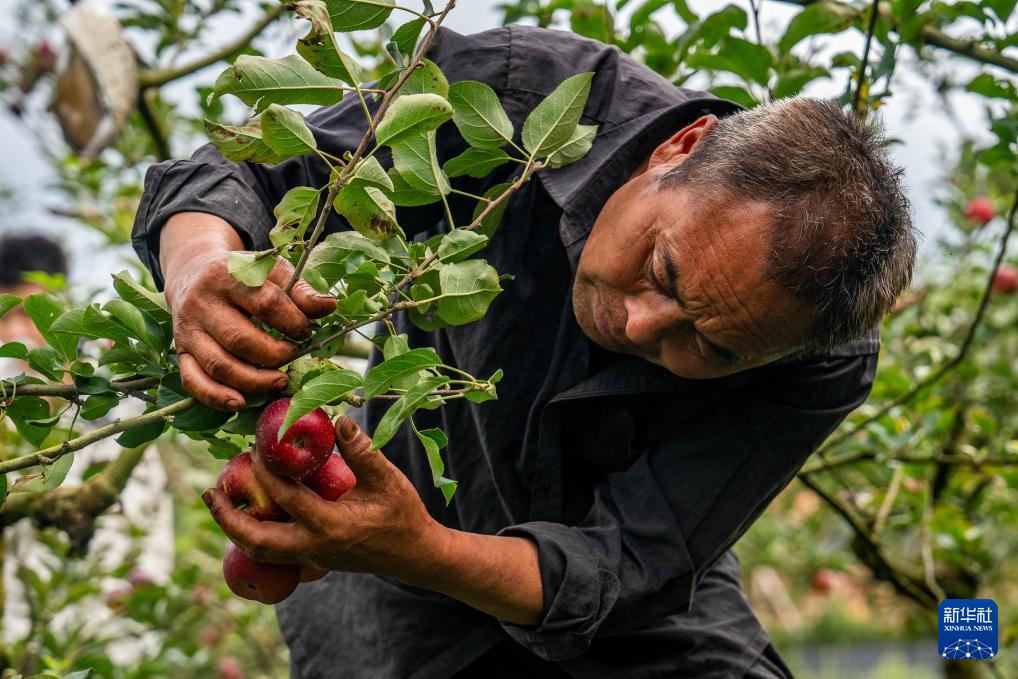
(159, 212, 337, 411)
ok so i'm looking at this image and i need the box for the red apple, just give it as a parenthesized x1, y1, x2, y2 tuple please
(302, 452, 357, 501)
(992, 264, 1017, 295)
(964, 197, 994, 225)
(217, 451, 289, 522)
(810, 568, 838, 594)
(255, 398, 334, 480)
(222, 543, 300, 604)
(299, 566, 328, 583)
(217, 656, 244, 679)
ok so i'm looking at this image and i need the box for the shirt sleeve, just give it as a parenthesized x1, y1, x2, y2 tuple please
(496, 350, 878, 661)
(130, 26, 514, 290)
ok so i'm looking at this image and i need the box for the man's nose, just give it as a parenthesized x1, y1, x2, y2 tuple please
(623, 294, 683, 347)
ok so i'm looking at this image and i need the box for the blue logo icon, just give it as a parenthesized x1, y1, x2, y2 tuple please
(938, 599, 998, 660)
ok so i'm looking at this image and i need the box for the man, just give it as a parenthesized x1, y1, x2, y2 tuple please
(132, 25, 915, 678)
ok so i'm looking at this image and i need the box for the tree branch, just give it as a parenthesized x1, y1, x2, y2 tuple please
(0, 398, 194, 475)
(2, 376, 160, 400)
(774, 0, 1018, 74)
(137, 5, 287, 89)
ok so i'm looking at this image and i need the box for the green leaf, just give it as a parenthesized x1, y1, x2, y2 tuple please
(779, 3, 852, 54)
(103, 300, 163, 350)
(111, 270, 170, 323)
(171, 402, 234, 432)
(437, 260, 502, 325)
(773, 67, 830, 99)
(348, 157, 395, 191)
(333, 185, 399, 240)
(687, 36, 773, 86)
(416, 426, 456, 505)
(966, 73, 1017, 100)
(382, 333, 411, 358)
(262, 104, 318, 157)
(0, 473, 6, 509)
(271, 187, 322, 248)
(447, 81, 514, 149)
(206, 436, 244, 460)
(371, 375, 449, 449)
(26, 348, 64, 381)
(327, 0, 395, 31)
(212, 55, 350, 113)
(443, 147, 511, 178)
(470, 182, 512, 238)
(397, 59, 449, 98)
(294, 0, 362, 84)
(9, 452, 74, 494)
(389, 18, 426, 60)
(306, 231, 390, 286)
(0, 293, 21, 320)
(708, 85, 756, 109)
(388, 169, 442, 206)
(204, 120, 289, 163)
(0, 341, 28, 359)
(5, 397, 52, 447)
(364, 347, 442, 399)
(228, 251, 277, 287)
(436, 229, 488, 262)
(116, 419, 168, 448)
(280, 369, 364, 437)
(81, 393, 119, 420)
(24, 293, 77, 362)
(392, 131, 450, 196)
(375, 93, 454, 148)
(547, 124, 598, 168)
(522, 72, 594, 156)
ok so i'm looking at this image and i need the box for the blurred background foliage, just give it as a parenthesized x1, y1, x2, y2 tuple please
(0, 0, 1015, 677)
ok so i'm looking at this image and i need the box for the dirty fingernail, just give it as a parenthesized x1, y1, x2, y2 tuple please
(338, 416, 357, 440)
(226, 399, 244, 411)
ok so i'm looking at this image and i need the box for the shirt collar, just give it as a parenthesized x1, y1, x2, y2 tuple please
(539, 97, 745, 250)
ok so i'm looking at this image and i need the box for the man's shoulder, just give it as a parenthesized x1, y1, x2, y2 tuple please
(429, 25, 683, 127)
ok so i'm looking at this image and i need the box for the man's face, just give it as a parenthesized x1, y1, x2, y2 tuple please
(573, 116, 814, 379)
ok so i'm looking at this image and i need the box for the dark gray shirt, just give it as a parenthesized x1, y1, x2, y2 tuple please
(133, 25, 878, 678)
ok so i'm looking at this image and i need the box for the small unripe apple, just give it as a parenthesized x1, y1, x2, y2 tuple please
(302, 452, 357, 502)
(299, 566, 328, 583)
(217, 451, 289, 521)
(964, 197, 994, 225)
(992, 264, 1017, 295)
(217, 656, 244, 679)
(254, 398, 334, 480)
(222, 543, 300, 604)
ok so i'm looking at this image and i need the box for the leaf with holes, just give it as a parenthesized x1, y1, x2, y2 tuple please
(204, 120, 289, 164)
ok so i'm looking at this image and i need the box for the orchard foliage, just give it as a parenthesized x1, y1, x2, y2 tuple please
(0, 0, 599, 509)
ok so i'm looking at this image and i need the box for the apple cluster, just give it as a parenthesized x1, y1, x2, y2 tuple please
(217, 398, 356, 604)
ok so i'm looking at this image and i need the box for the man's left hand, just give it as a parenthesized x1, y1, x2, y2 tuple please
(202, 415, 447, 583)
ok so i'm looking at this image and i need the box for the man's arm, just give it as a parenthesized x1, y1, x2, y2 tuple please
(494, 351, 878, 660)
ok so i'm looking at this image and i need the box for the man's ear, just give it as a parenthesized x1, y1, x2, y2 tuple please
(646, 115, 718, 170)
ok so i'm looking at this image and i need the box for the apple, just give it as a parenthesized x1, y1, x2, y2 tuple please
(992, 264, 1017, 295)
(299, 566, 328, 583)
(222, 543, 300, 604)
(810, 568, 838, 594)
(217, 451, 289, 521)
(217, 656, 244, 679)
(963, 196, 994, 225)
(127, 569, 155, 589)
(255, 398, 334, 480)
(302, 452, 357, 502)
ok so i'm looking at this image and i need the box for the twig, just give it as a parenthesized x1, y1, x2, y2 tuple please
(852, 0, 881, 117)
(0, 376, 161, 399)
(138, 6, 287, 88)
(136, 89, 171, 162)
(774, 0, 1018, 74)
(873, 463, 904, 536)
(282, 0, 459, 294)
(0, 398, 194, 474)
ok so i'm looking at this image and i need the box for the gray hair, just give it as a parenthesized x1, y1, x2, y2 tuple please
(660, 97, 917, 354)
